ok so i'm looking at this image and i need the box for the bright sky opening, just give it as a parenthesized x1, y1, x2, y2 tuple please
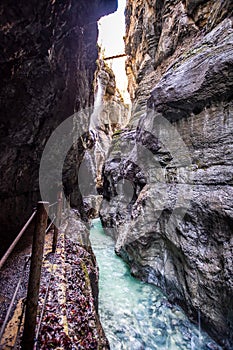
(98, 0, 131, 104)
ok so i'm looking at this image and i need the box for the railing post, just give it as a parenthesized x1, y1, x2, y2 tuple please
(21, 201, 49, 350)
(52, 191, 62, 253)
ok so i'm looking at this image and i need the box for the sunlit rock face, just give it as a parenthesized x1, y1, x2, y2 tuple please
(93, 60, 129, 191)
(80, 59, 129, 208)
(100, 0, 233, 348)
(78, 59, 129, 220)
(0, 0, 117, 253)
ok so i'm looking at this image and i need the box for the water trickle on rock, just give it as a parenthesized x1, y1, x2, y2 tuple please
(89, 77, 103, 134)
(90, 218, 222, 350)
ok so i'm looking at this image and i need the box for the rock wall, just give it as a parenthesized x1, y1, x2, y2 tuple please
(92, 59, 129, 191)
(100, 0, 233, 348)
(0, 0, 117, 254)
(81, 58, 129, 218)
(125, 0, 232, 126)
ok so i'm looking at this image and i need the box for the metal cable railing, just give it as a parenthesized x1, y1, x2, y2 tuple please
(0, 210, 37, 270)
(45, 214, 56, 234)
(34, 251, 57, 350)
(48, 201, 58, 208)
(13, 297, 26, 350)
(0, 256, 30, 349)
(0, 193, 64, 349)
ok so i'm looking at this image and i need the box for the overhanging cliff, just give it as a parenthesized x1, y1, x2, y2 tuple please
(0, 0, 117, 254)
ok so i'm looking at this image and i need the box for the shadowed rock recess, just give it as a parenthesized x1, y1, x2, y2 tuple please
(100, 0, 233, 348)
(0, 0, 117, 254)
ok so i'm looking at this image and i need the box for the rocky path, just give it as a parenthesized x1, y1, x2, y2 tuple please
(0, 211, 109, 349)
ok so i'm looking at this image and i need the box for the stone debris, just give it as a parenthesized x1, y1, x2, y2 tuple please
(0, 212, 109, 349)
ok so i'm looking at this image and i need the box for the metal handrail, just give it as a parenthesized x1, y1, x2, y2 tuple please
(45, 214, 56, 234)
(0, 256, 30, 347)
(0, 195, 64, 348)
(0, 210, 37, 270)
(48, 202, 58, 208)
(34, 251, 57, 349)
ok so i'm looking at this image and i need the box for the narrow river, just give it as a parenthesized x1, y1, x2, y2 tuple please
(90, 218, 222, 350)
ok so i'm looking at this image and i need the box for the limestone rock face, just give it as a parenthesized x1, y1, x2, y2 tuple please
(96, 60, 129, 132)
(78, 59, 129, 218)
(101, 1, 233, 348)
(125, 0, 232, 126)
(93, 60, 129, 190)
(0, 0, 117, 253)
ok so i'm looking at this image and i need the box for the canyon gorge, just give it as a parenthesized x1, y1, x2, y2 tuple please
(100, 0, 233, 348)
(0, 0, 117, 252)
(0, 0, 233, 349)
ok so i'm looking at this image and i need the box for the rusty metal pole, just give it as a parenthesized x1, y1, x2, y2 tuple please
(21, 201, 49, 350)
(52, 191, 62, 253)
(0, 210, 37, 270)
(52, 223, 58, 253)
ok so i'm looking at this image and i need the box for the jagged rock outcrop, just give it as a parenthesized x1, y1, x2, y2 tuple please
(92, 59, 129, 191)
(80, 59, 129, 216)
(0, 0, 117, 255)
(101, 1, 233, 348)
(125, 0, 232, 126)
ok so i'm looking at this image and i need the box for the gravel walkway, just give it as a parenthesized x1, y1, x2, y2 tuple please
(0, 210, 109, 349)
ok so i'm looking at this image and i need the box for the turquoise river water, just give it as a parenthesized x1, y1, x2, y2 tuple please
(90, 218, 221, 350)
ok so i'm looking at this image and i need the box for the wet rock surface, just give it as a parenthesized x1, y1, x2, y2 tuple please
(0, 0, 117, 254)
(91, 219, 222, 350)
(86, 59, 129, 194)
(125, 0, 233, 126)
(101, 1, 233, 348)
